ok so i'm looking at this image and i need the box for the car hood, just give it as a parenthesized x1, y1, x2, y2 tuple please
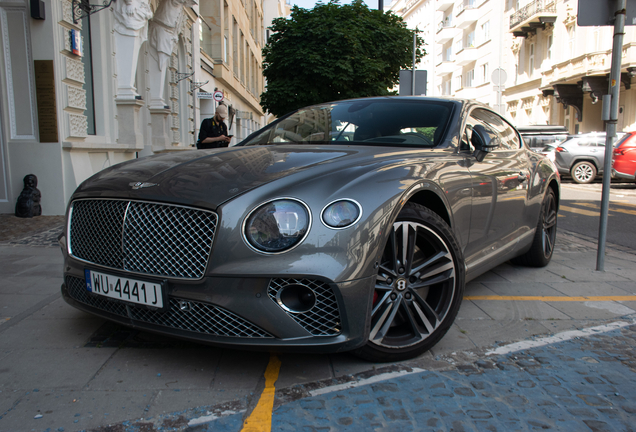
(72, 145, 444, 209)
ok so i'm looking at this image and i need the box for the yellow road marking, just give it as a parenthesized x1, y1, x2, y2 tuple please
(464, 295, 636, 301)
(576, 201, 636, 216)
(241, 354, 281, 432)
(609, 200, 636, 208)
(559, 205, 602, 217)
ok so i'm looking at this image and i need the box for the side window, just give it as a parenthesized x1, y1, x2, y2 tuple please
(471, 109, 520, 150)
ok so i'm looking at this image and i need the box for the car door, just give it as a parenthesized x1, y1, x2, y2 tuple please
(462, 108, 531, 268)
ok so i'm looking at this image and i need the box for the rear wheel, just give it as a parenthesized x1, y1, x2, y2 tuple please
(571, 161, 597, 184)
(353, 203, 464, 362)
(511, 188, 557, 267)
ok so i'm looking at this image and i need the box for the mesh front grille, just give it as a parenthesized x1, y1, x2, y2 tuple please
(66, 276, 273, 338)
(268, 278, 341, 336)
(69, 199, 217, 279)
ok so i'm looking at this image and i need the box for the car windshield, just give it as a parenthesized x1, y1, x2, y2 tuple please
(242, 99, 454, 147)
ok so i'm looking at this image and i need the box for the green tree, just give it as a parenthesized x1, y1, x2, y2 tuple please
(260, 0, 425, 117)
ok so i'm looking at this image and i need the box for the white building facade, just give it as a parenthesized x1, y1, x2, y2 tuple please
(0, 0, 286, 215)
(390, 0, 507, 109)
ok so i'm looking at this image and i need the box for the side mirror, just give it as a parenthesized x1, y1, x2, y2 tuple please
(471, 124, 500, 162)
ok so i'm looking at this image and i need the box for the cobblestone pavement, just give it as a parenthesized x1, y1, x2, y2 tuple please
(261, 324, 636, 432)
(0, 214, 64, 246)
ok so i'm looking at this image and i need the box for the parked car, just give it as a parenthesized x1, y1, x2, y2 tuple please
(554, 132, 624, 184)
(59, 97, 560, 362)
(612, 131, 636, 181)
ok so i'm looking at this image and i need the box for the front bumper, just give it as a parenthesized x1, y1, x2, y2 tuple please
(61, 259, 375, 353)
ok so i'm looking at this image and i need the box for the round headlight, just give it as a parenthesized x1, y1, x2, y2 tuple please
(244, 199, 310, 253)
(321, 199, 362, 229)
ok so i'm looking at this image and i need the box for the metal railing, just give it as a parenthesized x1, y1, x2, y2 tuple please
(510, 0, 556, 29)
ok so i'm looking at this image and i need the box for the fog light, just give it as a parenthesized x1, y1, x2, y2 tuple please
(276, 284, 316, 313)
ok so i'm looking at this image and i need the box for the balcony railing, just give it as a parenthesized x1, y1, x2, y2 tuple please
(437, 18, 453, 32)
(510, 0, 556, 29)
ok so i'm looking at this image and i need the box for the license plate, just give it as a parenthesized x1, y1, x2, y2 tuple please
(85, 269, 164, 308)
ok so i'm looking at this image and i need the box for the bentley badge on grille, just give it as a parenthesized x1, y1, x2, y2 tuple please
(129, 182, 159, 190)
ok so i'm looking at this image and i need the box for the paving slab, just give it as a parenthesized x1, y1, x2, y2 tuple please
(276, 353, 335, 388)
(0, 293, 55, 317)
(0, 347, 118, 390)
(490, 262, 573, 283)
(470, 298, 571, 321)
(545, 300, 636, 320)
(0, 315, 101, 348)
(454, 298, 493, 320)
(85, 348, 224, 391)
(547, 280, 636, 297)
(479, 281, 568, 297)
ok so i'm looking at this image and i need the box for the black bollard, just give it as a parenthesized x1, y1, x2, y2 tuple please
(15, 174, 42, 218)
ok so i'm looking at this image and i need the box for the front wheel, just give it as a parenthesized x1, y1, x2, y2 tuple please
(571, 161, 597, 184)
(353, 203, 465, 363)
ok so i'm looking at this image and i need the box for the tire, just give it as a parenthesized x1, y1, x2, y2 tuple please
(353, 203, 465, 363)
(510, 188, 557, 267)
(571, 161, 597, 184)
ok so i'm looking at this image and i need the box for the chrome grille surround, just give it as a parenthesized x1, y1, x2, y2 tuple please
(268, 278, 342, 336)
(66, 276, 273, 338)
(69, 199, 217, 279)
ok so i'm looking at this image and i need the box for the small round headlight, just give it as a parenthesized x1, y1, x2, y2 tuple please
(321, 199, 361, 229)
(244, 199, 310, 253)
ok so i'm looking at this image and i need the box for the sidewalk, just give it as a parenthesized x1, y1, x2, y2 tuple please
(0, 215, 635, 432)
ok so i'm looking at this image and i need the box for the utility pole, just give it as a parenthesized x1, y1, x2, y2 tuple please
(597, 0, 626, 271)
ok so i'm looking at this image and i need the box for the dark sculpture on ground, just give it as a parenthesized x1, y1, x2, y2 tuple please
(15, 174, 42, 218)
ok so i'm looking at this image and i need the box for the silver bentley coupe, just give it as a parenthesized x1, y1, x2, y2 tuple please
(59, 97, 560, 362)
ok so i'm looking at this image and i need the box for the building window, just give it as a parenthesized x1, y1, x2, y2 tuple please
(80, 15, 96, 135)
(466, 30, 475, 48)
(529, 43, 534, 76)
(568, 25, 575, 58)
(481, 21, 490, 43)
(444, 80, 451, 95)
(547, 34, 553, 61)
(224, 36, 228, 63)
(455, 75, 462, 91)
(444, 44, 452, 61)
(465, 69, 474, 87)
(481, 62, 489, 84)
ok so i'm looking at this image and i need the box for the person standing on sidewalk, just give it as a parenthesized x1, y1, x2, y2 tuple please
(197, 104, 231, 149)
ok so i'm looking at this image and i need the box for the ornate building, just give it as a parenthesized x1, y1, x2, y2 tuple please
(503, 0, 636, 133)
(0, 0, 199, 214)
(389, 0, 636, 134)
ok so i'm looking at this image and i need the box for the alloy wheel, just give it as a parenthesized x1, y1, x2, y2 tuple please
(370, 221, 457, 349)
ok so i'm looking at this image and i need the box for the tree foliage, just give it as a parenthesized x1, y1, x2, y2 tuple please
(260, 0, 425, 117)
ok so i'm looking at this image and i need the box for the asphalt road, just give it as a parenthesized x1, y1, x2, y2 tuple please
(558, 179, 636, 250)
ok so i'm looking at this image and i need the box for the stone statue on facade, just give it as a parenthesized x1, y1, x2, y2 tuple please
(15, 174, 42, 218)
(147, 0, 196, 109)
(113, 0, 153, 99)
